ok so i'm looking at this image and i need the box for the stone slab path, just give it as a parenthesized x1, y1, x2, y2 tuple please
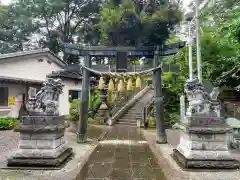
(79, 125, 165, 180)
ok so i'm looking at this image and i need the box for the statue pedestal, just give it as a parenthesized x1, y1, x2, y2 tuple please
(173, 116, 240, 169)
(7, 116, 73, 167)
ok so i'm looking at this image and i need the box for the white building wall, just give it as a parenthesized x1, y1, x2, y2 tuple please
(0, 83, 25, 108)
(0, 55, 62, 81)
(58, 79, 82, 116)
(0, 79, 82, 116)
(0, 53, 82, 116)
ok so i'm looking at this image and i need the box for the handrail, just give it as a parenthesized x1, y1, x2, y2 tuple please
(142, 96, 154, 129)
(109, 88, 143, 118)
(108, 86, 150, 126)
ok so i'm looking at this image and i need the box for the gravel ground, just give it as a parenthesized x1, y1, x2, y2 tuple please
(143, 129, 240, 180)
(0, 130, 97, 180)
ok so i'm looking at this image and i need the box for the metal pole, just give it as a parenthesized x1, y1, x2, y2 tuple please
(188, 22, 193, 80)
(153, 46, 167, 144)
(196, 0, 202, 83)
(77, 54, 91, 143)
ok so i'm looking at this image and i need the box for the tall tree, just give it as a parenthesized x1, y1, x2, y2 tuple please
(164, 0, 240, 85)
(99, 0, 182, 46)
(0, 3, 37, 53)
(2, 0, 103, 63)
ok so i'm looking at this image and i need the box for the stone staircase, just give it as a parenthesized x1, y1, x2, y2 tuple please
(116, 89, 154, 126)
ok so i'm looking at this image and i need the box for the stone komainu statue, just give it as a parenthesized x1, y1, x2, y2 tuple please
(185, 78, 221, 117)
(26, 78, 64, 116)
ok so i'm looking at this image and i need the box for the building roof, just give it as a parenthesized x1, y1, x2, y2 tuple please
(0, 48, 67, 68)
(0, 75, 43, 84)
(47, 70, 82, 80)
(215, 66, 240, 88)
(47, 64, 83, 80)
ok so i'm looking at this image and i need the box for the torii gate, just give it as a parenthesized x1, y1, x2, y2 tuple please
(61, 41, 186, 143)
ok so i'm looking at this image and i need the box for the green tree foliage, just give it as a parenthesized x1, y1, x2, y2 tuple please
(0, 0, 103, 62)
(89, 88, 101, 112)
(157, 0, 240, 127)
(165, 0, 240, 86)
(69, 99, 80, 121)
(200, 0, 240, 84)
(70, 88, 101, 121)
(99, 0, 182, 46)
(0, 3, 37, 53)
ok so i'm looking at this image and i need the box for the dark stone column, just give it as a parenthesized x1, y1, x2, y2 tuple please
(77, 54, 91, 143)
(116, 51, 127, 72)
(153, 50, 167, 144)
(116, 51, 127, 100)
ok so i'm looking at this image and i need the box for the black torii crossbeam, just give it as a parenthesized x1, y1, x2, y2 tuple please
(61, 41, 186, 143)
(63, 42, 186, 57)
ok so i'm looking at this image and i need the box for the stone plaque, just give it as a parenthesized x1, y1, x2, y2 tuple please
(188, 116, 225, 126)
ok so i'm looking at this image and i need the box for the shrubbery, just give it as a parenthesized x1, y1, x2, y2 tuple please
(163, 87, 180, 127)
(69, 99, 80, 121)
(0, 116, 18, 130)
(145, 73, 181, 128)
(69, 88, 102, 122)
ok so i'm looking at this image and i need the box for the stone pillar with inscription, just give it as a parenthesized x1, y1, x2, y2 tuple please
(180, 95, 185, 122)
(7, 78, 73, 167)
(173, 78, 240, 169)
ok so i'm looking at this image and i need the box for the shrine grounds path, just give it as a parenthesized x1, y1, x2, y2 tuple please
(78, 124, 166, 180)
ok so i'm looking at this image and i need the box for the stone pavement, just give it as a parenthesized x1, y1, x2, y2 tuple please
(78, 125, 165, 180)
(143, 129, 240, 180)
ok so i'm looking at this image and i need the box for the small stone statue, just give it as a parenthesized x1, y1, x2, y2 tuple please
(26, 78, 64, 116)
(185, 78, 220, 118)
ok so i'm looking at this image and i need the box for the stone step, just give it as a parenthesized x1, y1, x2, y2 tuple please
(126, 110, 142, 112)
(118, 118, 138, 122)
(122, 114, 142, 117)
(119, 117, 138, 122)
(117, 121, 137, 126)
(126, 112, 143, 114)
(115, 89, 154, 127)
(125, 112, 142, 114)
(128, 108, 144, 110)
(121, 116, 142, 120)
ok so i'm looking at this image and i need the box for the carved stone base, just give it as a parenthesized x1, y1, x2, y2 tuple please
(7, 147, 73, 167)
(7, 116, 73, 167)
(173, 123, 240, 169)
(173, 149, 239, 169)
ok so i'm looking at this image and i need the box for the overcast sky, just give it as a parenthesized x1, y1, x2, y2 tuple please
(1, 0, 12, 4)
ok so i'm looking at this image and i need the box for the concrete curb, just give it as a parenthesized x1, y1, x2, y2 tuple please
(72, 144, 97, 180)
